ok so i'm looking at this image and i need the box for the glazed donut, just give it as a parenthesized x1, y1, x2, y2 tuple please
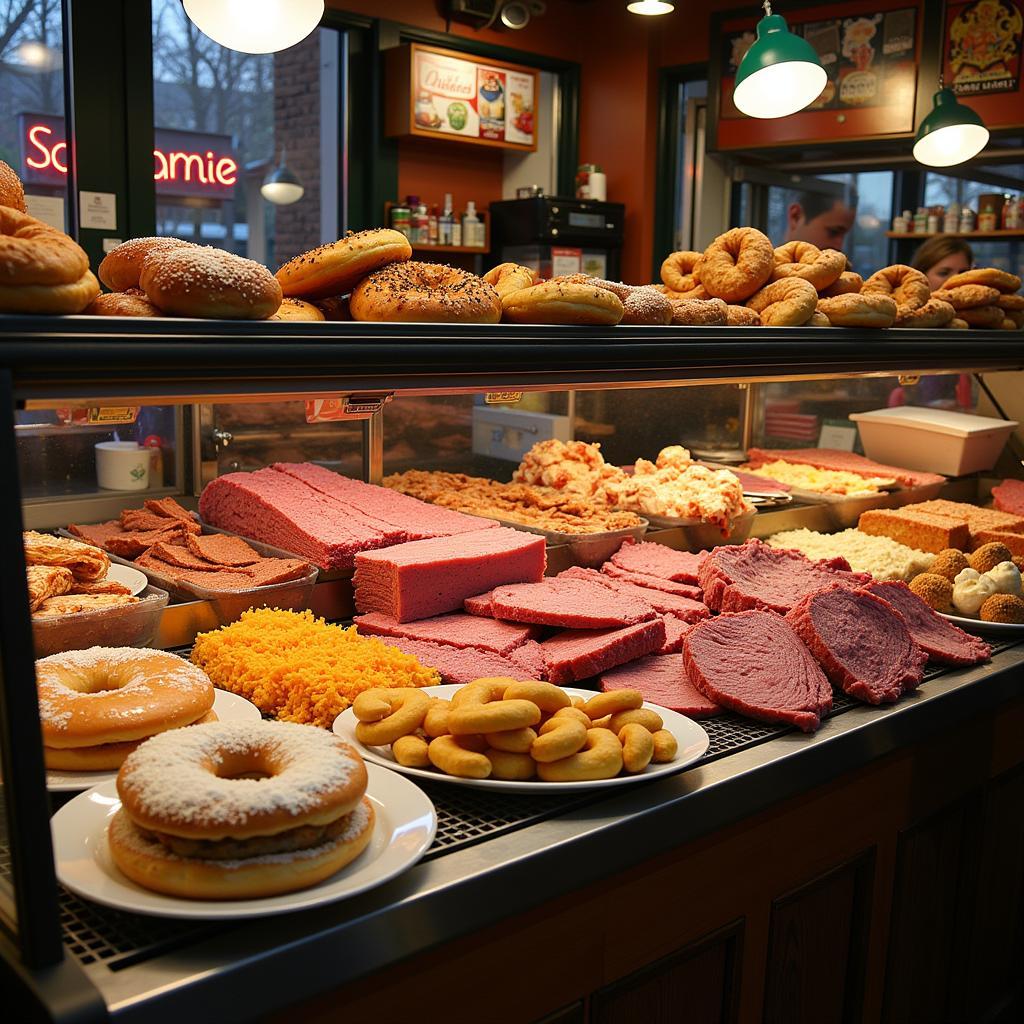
(351, 260, 501, 324)
(651, 729, 679, 763)
(936, 284, 1001, 310)
(140, 246, 283, 319)
(699, 227, 774, 302)
(620, 286, 672, 325)
(484, 262, 537, 299)
(582, 689, 643, 719)
(503, 680, 571, 713)
(816, 293, 897, 328)
(484, 748, 537, 781)
(895, 297, 956, 329)
(271, 297, 326, 321)
(805, 311, 832, 327)
(83, 288, 162, 318)
(37, 647, 214, 754)
(619, 723, 654, 773)
(820, 271, 863, 297)
(670, 297, 728, 326)
(536, 728, 624, 782)
(941, 268, 1022, 293)
(997, 293, 1024, 310)
(726, 304, 761, 327)
(530, 716, 588, 763)
(0, 158, 27, 212)
(958, 304, 1004, 328)
(485, 726, 537, 753)
(862, 265, 931, 314)
(608, 708, 664, 733)
(276, 228, 412, 299)
(428, 734, 491, 778)
(392, 733, 431, 767)
(744, 278, 818, 326)
(501, 276, 624, 325)
(98, 236, 197, 291)
(771, 241, 845, 291)
(660, 250, 703, 293)
(353, 688, 430, 746)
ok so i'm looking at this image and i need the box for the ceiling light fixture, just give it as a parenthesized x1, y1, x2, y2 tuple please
(183, 0, 324, 54)
(912, 85, 989, 168)
(261, 152, 304, 205)
(626, 1, 675, 15)
(732, 1, 827, 119)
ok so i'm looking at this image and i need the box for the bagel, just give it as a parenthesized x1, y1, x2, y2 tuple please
(661, 282, 710, 300)
(140, 246, 283, 319)
(0, 158, 27, 212)
(771, 241, 845, 290)
(351, 260, 502, 323)
(816, 292, 897, 328)
(862, 265, 931, 314)
(725, 304, 762, 327)
(353, 688, 430, 746)
(941, 268, 1022, 293)
(271, 297, 326, 321)
(819, 271, 863, 297)
(949, 317, 970, 330)
(536, 728, 624, 782)
(895, 297, 956, 329)
(958, 304, 1004, 328)
(483, 262, 537, 299)
(83, 288, 162, 318)
(805, 310, 832, 327)
(660, 250, 703, 293)
(501, 276, 624, 325)
(276, 228, 412, 299)
(670, 296, 728, 326)
(937, 284, 1001, 310)
(98, 236, 197, 291)
(744, 277, 818, 326)
(699, 227, 774, 302)
(2, 270, 100, 315)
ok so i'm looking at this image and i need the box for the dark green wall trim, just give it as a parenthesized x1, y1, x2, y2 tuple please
(123, 0, 156, 239)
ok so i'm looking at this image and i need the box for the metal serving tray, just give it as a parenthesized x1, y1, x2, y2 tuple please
(488, 515, 649, 568)
(633, 507, 757, 550)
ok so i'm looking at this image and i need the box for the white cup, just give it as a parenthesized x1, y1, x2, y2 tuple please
(588, 172, 607, 202)
(95, 441, 150, 491)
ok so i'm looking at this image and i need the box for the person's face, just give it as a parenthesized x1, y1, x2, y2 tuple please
(925, 252, 971, 291)
(787, 200, 857, 251)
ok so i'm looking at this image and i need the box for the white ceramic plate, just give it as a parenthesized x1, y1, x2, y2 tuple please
(52, 762, 435, 920)
(334, 684, 710, 793)
(46, 689, 262, 793)
(939, 611, 1024, 636)
(104, 563, 149, 596)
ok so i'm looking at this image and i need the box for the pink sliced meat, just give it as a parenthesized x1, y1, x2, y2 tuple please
(121, 509, 196, 533)
(148, 542, 252, 574)
(865, 581, 990, 666)
(144, 497, 198, 522)
(508, 639, 547, 679)
(786, 584, 927, 704)
(540, 619, 666, 684)
(682, 609, 832, 732)
(271, 462, 495, 540)
(105, 525, 187, 557)
(560, 567, 710, 624)
(371, 635, 538, 685)
(600, 563, 703, 600)
(68, 521, 126, 548)
(463, 592, 494, 617)
(609, 540, 706, 583)
(353, 527, 546, 622)
(199, 468, 400, 570)
(353, 610, 539, 657)
(992, 478, 1024, 517)
(185, 533, 261, 566)
(744, 447, 944, 488)
(699, 539, 871, 614)
(490, 576, 657, 629)
(658, 615, 692, 654)
(599, 653, 721, 717)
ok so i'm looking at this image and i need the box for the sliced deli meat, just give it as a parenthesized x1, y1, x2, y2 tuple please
(148, 542, 253, 574)
(463, 592, 495, 617)
(785, 584, 927, 704)
(744, 447, 944, 489)
(600, 562, 703, 600)
(185, 533, 261, 566)
(540, 619, 667, 684)
(658, 614, 692, 653)
(991, 478, 1024, 517)
(699, 538, 871, 614)
(353, 527, 546, 622)
(682, 610, 832, 732)
(865, 581, 990, 666)
(353, 610, 539, 657)
(490, 575, 658, 629)
(599, 653, 721, 717)
(372, 635, 543, 685)
(560, 566, 710, 623)
(608, 541, 706, 583)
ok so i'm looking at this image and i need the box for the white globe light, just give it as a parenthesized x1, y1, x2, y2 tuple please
(261, 179, 304, 205)
(912, 122, 989, 168)
(183, 0, 324, 54)
(732, 60, 828, 119)
(626, 1, 675, 13)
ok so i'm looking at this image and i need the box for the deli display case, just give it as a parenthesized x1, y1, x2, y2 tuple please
(3, 316, 1024, 1024)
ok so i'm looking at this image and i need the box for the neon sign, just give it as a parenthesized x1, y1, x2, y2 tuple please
(25, 123, 67, 174)
(153, 149, 237, 187)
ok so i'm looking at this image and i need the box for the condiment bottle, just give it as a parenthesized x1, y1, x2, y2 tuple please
(428, 204, 439, 245)
(913, 207, 928, 233)
(959, 206, 976, 233)
(943, 203, 959, 234)
(926, 208, 940, 234)
(412, 203, 429, 244)
(892, 211, 908, 233)
(462, 201, 482, 247)
(1004, 195, 1022, 230)
(439, 193, 455, 246)
(390, 200, 411, 238)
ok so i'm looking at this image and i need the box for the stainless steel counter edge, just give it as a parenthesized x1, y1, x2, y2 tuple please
(80, 643, 1024, 1023)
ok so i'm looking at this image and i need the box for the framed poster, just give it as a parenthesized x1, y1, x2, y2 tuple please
(385, 44, 538, 153)
(944, 0, 1023, 96)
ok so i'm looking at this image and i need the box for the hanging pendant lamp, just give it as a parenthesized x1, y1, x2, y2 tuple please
(626, 1, 675, 14)
(732, 2, 827, 119)
(913, 86, 989, 167)
(261, 151, 304, 205)
(183, 0, 324, 54)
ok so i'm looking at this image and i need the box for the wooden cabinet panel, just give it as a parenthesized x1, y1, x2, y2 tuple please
(590, 922, 742, 1024)
(763, 852, 874, 1024)
(533, 1002, 585, 1024)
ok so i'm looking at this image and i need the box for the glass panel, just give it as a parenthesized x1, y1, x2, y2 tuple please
(0, 0, 69, 231)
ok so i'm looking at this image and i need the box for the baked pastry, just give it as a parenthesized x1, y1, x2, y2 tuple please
(351, 261, 502, 323)
(669, 297, 728, 325)
(862, 265, 931, 315)
(894, 297, 956, 328)
(109, 720, 374, 899)
(816, 293, 897, 328)
(271, 297, 326, 321)
(699, 227, 774, 303)
(314, 296, 351, 320)
(276, 228, 412, 299)
(484, 263, 538, 299)
(499, 276, 623, 325)
(771, 241, 845, 291)
(34, 593, 138, 617)
(0, 158, 27, 212)
(937, 284, 1000, 310)
(725, 304, 761, 326)
(745, 278, 818, 326)
(83, 288, 162, 317)
(805, 311, 831, 327)
(98, 237, 197, 291)
(660, 250, 703, 293)
(957, 305, 1004, 328)
(819, 271, 863, 297)
(941, 268, 1021, 294)
(27, 565, 73, 611)
(24, 530, 109, 581)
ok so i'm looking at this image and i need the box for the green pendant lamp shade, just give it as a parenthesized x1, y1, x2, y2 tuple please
(732, 9, 827, 119)
(913, 88, 989, 167)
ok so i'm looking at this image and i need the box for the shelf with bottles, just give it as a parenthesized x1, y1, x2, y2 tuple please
(892, 194, 1023, 238)
(385, 194, 489, 254)
(887, 229, 1024, 240)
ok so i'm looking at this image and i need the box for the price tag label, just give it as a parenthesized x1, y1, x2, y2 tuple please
(484, 391, 523, 405)
(305, 393, 393, 423)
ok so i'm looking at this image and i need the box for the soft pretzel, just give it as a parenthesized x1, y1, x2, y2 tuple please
(744, 277, 818, 326)
(670, 296, 727, 326)
(862, 265, 931, 314)
(771, 241, 845, 291)
(699, 227, 774, 302)
(941, 268, 1022, 293)
(725, 304, 761, 327)
(660, 250, 703, 293)
(501, 277, 624, 325)
(817, 292, 896, 328)
(937, 284, 1000, 310)
(895, 297, 956, 329)
(484, 262, 538, 299)
(536, 728, 624, 782)
(958, 304, 1004, 328)
(819, 271, 863, 297)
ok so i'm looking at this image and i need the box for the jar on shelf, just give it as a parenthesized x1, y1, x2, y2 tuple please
(977, 194, 1004, 232)
(1002, 195, 1021, 230)
(959, 206, 976, 233)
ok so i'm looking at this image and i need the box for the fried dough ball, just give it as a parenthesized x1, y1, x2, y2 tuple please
(929, 548, 970, 582)
(969, 542, 1014, 574)
(979, 593, 1024, 623)
(909, 572, 954, 612)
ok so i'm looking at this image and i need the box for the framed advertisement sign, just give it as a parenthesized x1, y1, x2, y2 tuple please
(386, 44, 538, 152)
(944, 0, 1023, 97)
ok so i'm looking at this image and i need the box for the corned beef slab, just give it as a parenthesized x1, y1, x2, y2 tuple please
(199, 468, 401, 570)
(609, 541, 706, 583)
(186, 533, 261, 566)
(659, 615, 692, 653)
(744, 447, 944, 489)
(540, 619, 666, 684)
(271, 461, 495, 540)
(353, 610, 539, 657)
(600, 563, 703, 600)
(508, 639, 547, 678)
(372, 635, 540, 685)
(490, 575, 657, 629)
(992, 478, 1024, 517)
(785, 584, 927, 704)
(599, 653, 721, 717)
(866, 581, 990, 666)
(463, 592, 494, 617)
(699, 538, 871, 614)
(353, 527, 546, 622)
(561, 567, 710, 624)
(682, 610, 832, 732)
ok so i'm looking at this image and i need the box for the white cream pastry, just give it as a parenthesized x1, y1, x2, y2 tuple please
(953, 567, 997, 616)
(984, 560, 1022, 596)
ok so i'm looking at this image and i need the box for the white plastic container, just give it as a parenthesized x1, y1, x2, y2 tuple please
(849, 407, 1019, 477)
(95, 441, 149, 490)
